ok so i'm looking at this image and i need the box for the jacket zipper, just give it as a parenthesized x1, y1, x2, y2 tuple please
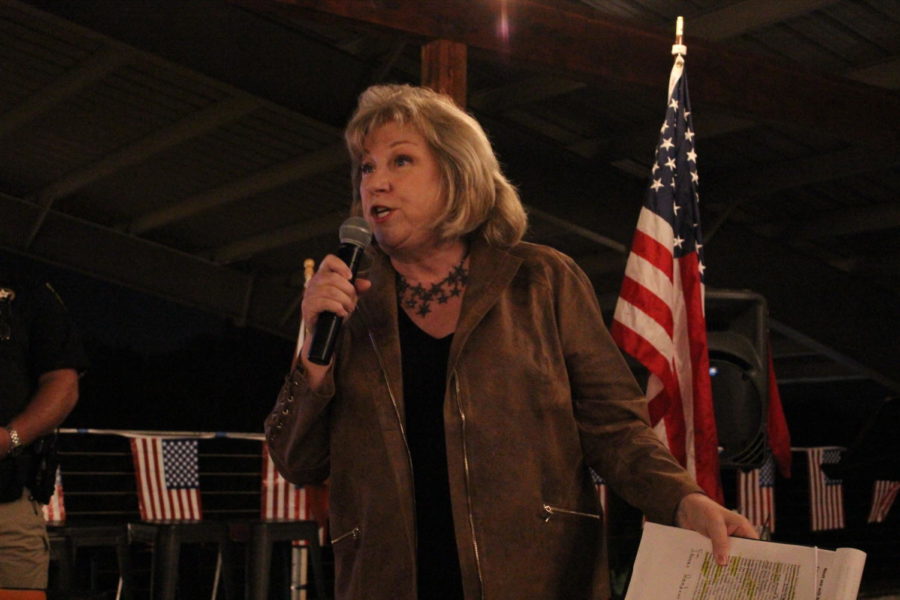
(366, 331, 418, 555)
(452, 371, 485, 599)
(330, 526, 360, 545)
(541, 503, 602, 522)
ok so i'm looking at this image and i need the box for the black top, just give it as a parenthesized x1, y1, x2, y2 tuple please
(0, 280, 89, 423)
(398, 307, 464, 600)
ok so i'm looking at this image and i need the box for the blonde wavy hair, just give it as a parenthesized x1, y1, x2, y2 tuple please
(345, 84, 527, 248)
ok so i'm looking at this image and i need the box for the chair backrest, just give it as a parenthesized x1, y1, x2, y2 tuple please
(261, 443, 328, 539)
(41, 468, 66, 526)
(130, 437, 203, 521)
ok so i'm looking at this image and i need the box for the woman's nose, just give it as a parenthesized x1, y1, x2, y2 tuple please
(366, 169, 391, 194)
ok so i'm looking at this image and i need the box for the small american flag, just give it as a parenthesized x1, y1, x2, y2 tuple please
(806, 448, 844, 531)
(130, 437, 202, 521)
(867, 480, 899, 524)
(262, 443, 328, 544)
(589, 468, 608, 518)
(738, 454, 776, 533)
(611, 46, 722, 502)
(41, 468, 66, 525)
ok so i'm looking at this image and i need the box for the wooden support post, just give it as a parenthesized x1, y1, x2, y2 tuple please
(421, 39, 467, 108)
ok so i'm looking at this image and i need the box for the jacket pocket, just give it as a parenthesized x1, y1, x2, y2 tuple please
(540, 503, 601, 523)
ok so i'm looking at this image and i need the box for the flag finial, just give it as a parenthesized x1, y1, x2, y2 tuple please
(673, 17, 687, 56)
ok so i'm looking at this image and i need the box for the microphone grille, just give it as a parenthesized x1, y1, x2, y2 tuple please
(339, 216, 373, 248)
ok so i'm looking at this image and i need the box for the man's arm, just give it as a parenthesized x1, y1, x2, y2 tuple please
(1, 368, 79, 456)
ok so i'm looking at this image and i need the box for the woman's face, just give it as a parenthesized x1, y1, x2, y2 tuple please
(359, 121, 445, 258)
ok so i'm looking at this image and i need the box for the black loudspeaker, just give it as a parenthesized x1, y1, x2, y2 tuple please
(706, 290, 769, 470)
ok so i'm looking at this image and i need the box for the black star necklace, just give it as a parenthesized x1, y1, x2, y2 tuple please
(396, 256, 469, 318)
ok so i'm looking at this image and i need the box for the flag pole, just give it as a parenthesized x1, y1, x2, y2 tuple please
(673, 16, 686, 55)
(292, 258, 316, 364)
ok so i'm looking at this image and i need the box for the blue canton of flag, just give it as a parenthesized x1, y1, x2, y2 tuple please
(162, 439, 200, 489)
(648, 71, 703, 267)
(759, 455, 775, 487)
(822, 449, 843, 484)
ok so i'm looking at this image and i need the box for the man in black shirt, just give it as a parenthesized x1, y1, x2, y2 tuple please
(0, 263, 87, 593)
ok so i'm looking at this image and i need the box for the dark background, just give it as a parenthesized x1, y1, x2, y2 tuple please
(2, 249, 291, 433)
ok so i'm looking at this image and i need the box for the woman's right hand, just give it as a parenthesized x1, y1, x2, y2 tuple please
(296, 254, 371, 389)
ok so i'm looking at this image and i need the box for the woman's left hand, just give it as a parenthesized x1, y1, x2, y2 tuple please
(675, 492, 758, 566)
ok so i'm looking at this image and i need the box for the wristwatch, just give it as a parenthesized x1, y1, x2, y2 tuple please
(4, 427, 22, 457)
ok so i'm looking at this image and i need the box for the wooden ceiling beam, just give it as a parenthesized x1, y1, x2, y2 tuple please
(769, 318, 898, 391)
(848, 56, 900, 90)
(829, 248, 900, 275)
(0, 45, 132, 137)
(573, 111, 756, 163)
(30, 95, 259, 207)
(704, 144, 900, 211)
(526, 205, 627, 254)
(243, 0, 900, 147)
(25, 95, 260, 247)
(688, 0, 842, 40)
(796, 203, 900, 239)
(0, 190, 307, 338)
(469, 76, 586, 113)
(211, 211, 346, 265)
(766, 354, 866, 384)
(123, 142, 347, 234)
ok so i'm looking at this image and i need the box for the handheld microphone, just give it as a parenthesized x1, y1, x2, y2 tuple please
(307, 216, 373, 365)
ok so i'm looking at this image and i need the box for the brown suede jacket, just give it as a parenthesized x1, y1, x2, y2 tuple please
(265, 239, 702, 600)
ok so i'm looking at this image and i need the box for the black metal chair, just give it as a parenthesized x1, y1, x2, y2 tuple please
(43, 470, 130, 600)
(126, 520, 237, 600)
(228, 443, 328, 600)
(124, 437, 237, 600)
(229, 518, 326, 600)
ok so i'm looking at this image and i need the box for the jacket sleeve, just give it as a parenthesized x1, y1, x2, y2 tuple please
(264, 363, 335, 486)
(552, 253, 702, 524)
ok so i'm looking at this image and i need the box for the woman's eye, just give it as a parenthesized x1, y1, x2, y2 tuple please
(395, 155, 412, 167)
(360, 162, 374, 175)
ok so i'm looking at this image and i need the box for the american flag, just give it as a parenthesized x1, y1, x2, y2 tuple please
(611, 47, 723, 501)
(130, 437, 202, 521)
(262, 443, 328, 544)
(738, 454, 776, 533)
(867, 480, 899, 524)
(589, 468, 609, 519)
(806, 447, 844, 531)
(41, 468, 66, 525)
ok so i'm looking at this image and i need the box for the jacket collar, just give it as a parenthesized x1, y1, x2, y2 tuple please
(448, 237, 522, 372)
(358, 236, 523, 381)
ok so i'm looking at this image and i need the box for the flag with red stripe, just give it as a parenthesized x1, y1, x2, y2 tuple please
(41, 468, 66, 525)
(611, 48, 723, 502)
(130, 437, 202, 521)
(867, 480, 899, 524)
(737, 454, 776, 533)
(262, 443, 328, 544)
(806, 447, 844, 531)
(766, 345, 791, 478)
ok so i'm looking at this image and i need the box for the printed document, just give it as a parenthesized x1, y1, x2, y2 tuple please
(624, 523, 866, 600)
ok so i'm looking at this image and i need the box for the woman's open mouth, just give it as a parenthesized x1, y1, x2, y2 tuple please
(371, 205, 393, 222)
